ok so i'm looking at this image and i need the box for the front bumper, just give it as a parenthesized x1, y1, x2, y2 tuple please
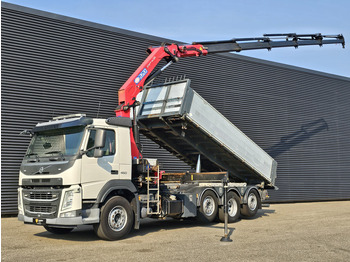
(18, 213, 83, 226)
(18, 207, 100, 226)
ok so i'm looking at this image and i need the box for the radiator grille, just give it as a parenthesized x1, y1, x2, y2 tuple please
(28, 192, 56, 200)
(27, 205, 55, 214)
(22, 189, 61, 218)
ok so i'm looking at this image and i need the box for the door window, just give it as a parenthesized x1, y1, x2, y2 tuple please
(86, 129, 116, 157)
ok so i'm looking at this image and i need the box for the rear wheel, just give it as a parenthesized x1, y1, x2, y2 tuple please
(241, 190, 260, 218)
(94, 196, 134, 240)
(197, 190, 218, 223)
(218, 191, 241, 223)
(44, 225, 73, 234)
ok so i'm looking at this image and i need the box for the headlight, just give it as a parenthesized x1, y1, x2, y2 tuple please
(61, 190, 74, 210)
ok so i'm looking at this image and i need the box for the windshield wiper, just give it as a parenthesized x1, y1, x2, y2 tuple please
(45, 151, 65, 161)
(45, 151, 63, 155)
(26, 153, 38, 157)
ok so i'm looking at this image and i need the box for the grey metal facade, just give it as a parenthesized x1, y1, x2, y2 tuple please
(2, 2, 350, 214)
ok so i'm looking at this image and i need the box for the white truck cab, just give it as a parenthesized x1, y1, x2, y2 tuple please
(18, 114, 138, 236)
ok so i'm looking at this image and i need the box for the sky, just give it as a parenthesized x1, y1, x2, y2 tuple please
(3, 0, 350, 78)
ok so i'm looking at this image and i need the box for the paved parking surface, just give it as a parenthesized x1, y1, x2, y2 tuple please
(2, 201, 350, 261)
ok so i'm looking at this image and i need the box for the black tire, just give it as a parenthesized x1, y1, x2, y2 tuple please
(94, 196, 134, 241)
(44, 225, 73, 234)
(218, 191, 241, 223)
(197, 190, 218, 223)
(241, 189, 260, 218)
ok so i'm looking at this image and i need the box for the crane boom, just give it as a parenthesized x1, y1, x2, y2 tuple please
(117, 33, 344, 113)
(114, 33, 345, 158)
(193, 33, 345, 53)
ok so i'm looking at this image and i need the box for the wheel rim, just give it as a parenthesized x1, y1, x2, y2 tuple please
(203, 196, 215, 216)
(247, 192, 257, 211)
(227, 198, 238, 217)
(108, 206, 127, 232)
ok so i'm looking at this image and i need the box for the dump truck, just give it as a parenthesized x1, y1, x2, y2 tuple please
(18, 33, 345, 240)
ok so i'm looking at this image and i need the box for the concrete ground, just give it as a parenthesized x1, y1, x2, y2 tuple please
(2, 201, 350, 262)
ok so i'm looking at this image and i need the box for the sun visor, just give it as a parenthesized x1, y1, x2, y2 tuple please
(32, 116, 93, 133)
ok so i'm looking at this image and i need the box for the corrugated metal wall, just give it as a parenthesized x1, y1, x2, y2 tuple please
(2, 3, 350, 214)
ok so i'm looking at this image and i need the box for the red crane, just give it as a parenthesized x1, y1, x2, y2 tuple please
(114, 33, 345, 159)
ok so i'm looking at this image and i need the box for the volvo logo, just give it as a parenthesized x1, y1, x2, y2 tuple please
(31, 164, 54, 175)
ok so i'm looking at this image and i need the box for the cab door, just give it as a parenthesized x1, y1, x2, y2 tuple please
(81, 128, 120, 199)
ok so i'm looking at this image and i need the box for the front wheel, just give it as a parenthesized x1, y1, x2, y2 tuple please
(44, 225, 73, 234)
(218, 191, 241, 223)
(197, 190, 218, 223)
(94, 196, 134, 240)
(241, 189, 260, 218)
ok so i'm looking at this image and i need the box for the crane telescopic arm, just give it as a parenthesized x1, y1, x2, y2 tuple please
(114, 33, 344, 159)
(116, 33, 344, 116)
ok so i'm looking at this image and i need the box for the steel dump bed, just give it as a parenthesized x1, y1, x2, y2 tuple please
(137, 80, 277, 187)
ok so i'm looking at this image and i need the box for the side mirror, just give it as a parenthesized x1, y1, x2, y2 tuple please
(93, 129, 106, 158)
(20, 129, 33, 137)
(94, 129, 106, 148)
(80, 129, 106, 157)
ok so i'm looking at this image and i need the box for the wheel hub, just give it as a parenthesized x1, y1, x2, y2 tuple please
(227, 198, 238, 216)
(247, 193, 257, 211)
(203, 196, 215, 216)
(108, 206, 127, 232)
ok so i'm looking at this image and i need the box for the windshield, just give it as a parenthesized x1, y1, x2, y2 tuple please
(26, 126, 85, 157)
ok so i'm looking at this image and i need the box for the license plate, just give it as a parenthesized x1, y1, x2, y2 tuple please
(33, 218, 46, 225)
